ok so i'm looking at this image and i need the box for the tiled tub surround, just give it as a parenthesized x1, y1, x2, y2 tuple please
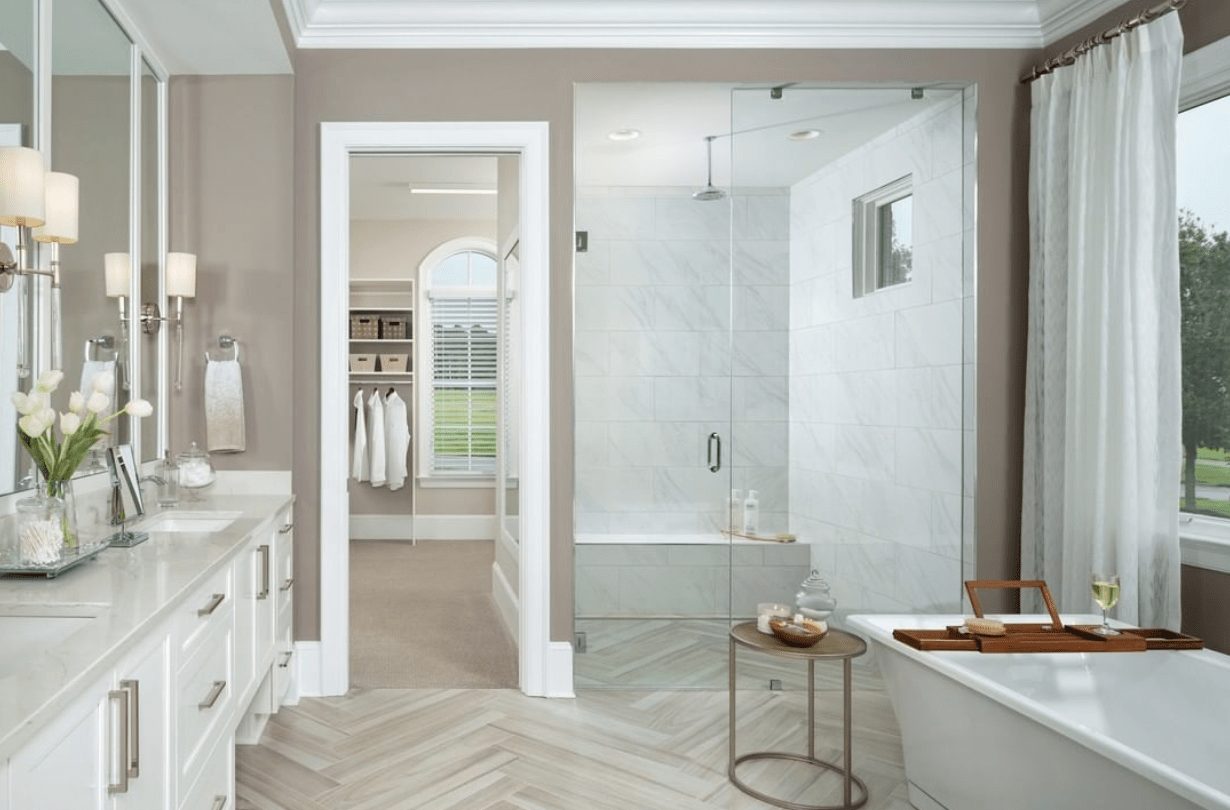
(787, 92, 973, 617)
(0, 492, 293, 761)
(574, 187, 791, 538)
(575, 535, 811, 618)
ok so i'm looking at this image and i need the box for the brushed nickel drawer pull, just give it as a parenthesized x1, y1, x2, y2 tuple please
(257, 544, 270, 600)
(199, 680, 226, 710)
(211, 795, 228, 810)
(279, 650, 293, 668)
(108, 687, 130, 794)
(119, 679, 139, 778)
(278, 523, 294, 534)
(197, 593, 225, 617)
(280, 577, 294, 592)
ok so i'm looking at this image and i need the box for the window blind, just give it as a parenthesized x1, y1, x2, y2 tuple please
(430, 295, 498, 474)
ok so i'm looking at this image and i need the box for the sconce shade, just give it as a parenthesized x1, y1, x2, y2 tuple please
(32, 172, 79, 244)
(105, 252, 131, 297)
(0, 145, 46, 227)
(166, 252, 197, 298)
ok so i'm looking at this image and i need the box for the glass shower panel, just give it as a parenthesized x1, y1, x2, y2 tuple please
(572, 82, 736, 689)
(729, 83, 973, 630)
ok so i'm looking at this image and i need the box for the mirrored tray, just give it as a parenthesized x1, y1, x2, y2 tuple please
(0, 539, 110, 578)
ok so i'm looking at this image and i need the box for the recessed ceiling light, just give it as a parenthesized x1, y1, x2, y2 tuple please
(788, 129, 821, 141)
(607, 129, 641, 141)
(408, 187, 497, 195)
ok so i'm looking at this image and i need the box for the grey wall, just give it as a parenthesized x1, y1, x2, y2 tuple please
(164, 2, 1230, 644)
(168, 75, 295, 470)
(290, 47, 1037, 641)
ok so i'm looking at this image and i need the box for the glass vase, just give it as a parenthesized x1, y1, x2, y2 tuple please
(16, 491, 68, 566)
(46, 478, 80, 550)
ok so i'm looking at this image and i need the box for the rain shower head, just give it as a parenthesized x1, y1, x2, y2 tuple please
(693, 135, 726, 202)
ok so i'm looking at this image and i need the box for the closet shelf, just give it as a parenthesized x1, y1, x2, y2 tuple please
(351, 372, 414, 381)
(349, 338, 414, 343)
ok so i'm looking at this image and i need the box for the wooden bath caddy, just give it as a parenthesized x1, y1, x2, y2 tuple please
(892, 580, 1203, 653)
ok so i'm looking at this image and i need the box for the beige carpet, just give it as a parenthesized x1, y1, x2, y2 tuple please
(349, 540, 518, 689)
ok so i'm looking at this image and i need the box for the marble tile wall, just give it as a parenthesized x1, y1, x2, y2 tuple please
(788, 92, 971, 616)
(575, 541, 812, 618)
(574, 187, 791, 537)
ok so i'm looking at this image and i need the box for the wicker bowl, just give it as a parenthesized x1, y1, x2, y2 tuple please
(769, 617, 828, 647)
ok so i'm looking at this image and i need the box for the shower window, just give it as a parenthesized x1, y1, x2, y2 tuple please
(853, 174, 913, 297)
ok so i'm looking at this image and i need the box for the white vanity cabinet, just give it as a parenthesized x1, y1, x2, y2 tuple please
(8, 631, 171, 810)
(0, 495, 295, 810)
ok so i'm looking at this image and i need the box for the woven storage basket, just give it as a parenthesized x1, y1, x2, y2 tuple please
(381, 316, 408, 340)
(380, 354, 408, 373)
(349, 354, 376, 372)
(350, 314, 379, 339)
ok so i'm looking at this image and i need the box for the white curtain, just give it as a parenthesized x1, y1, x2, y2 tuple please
(1021, 12, 1184, 629)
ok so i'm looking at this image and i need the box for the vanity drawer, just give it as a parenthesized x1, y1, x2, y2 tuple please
(178, 729, 233, 810)
(176, 619, 233, 805)
(176, 564, 234, 656)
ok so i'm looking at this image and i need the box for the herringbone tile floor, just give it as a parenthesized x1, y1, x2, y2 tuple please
(236, 685, 909, 810)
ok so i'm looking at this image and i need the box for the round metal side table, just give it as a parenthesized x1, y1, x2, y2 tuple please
(728, 621, 869, 810)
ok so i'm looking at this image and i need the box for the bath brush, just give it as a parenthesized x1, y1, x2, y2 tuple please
(964, 617, 1006, 636)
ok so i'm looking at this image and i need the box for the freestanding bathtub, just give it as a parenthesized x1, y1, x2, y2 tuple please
(847, 613, 1230, 810)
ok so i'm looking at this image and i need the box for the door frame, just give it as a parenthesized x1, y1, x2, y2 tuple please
(318, 121, 569, 697)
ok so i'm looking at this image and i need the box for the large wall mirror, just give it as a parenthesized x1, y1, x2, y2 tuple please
(0, 0, 167, 499)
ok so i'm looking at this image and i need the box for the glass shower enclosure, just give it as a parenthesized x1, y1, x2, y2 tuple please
(573, 82, 976, 690)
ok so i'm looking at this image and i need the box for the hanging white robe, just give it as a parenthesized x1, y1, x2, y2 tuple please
(384, 390, 411, 491)
(352, 389, 369, 482)
(367, 389, 386, 487)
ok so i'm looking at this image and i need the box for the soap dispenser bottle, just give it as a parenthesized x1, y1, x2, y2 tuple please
(156, 450, 180, 507)
(729, 489, 743, 532)
(743, 490, 760, 536)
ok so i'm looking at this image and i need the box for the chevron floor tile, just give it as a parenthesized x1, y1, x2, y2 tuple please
(236, 683, 910, 810)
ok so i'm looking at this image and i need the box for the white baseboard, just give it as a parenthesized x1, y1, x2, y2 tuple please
(492, 561, 519, 645)
(293, 641, 323, 697)
(349, 513, 496, 540)
(543, 641, 575, 698)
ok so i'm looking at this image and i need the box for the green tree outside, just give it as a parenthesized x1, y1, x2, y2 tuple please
(1179, 210, 1230, 517)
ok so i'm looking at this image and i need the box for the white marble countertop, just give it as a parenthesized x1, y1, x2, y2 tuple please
(0, 492, 295, 761)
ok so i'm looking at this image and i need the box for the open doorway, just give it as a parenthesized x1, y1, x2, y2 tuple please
(346, 154, 517, 688)
(315, 121, 568, 699)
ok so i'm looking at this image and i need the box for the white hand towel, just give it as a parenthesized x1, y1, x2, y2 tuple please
(205, 357, 246, 452)
(384, 390, 410, 491)
(79, 360, 116, 420)
(367, 390, 386, 487)
(352, 389, 369, 482)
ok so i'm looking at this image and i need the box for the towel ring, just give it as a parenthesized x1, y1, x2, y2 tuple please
(84, 335, 117, 362)
(206, 336, 239, 362)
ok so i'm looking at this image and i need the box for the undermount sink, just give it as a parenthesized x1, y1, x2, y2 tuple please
(138, 511, 242, 534)
(0, 604, 105, 680)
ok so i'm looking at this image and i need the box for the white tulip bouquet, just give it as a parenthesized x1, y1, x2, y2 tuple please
(12, 369, 152, 493)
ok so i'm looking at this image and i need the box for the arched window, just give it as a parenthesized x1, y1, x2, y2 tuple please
(419, 241, 498, 477)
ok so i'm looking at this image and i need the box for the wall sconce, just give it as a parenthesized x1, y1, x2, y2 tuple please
(140, 251, 196, 390)
(0, 145, 79, 376)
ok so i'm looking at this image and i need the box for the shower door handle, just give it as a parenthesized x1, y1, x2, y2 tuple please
(707, 432, 722, 472)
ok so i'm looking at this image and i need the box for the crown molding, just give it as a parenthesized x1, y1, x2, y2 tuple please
(283, 0, 1053, 49)
(1036, 0, 1138, 45)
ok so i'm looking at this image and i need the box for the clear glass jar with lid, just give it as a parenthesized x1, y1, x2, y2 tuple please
(795, 569, 837, 621)
(177, 442, 216, 500)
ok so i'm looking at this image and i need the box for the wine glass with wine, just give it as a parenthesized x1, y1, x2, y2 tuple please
(1090, 573, 1121, 636)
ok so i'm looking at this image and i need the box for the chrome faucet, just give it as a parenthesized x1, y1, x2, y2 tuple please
(105, 445, 149, 547)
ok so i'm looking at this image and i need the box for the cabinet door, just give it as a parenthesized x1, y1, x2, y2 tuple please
(110, 634, 171, 810)
(9, 684, 107, 809)
(234, 532, 275, 708)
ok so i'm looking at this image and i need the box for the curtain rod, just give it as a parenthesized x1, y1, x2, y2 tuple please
(1020, 0, 1188, 85)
